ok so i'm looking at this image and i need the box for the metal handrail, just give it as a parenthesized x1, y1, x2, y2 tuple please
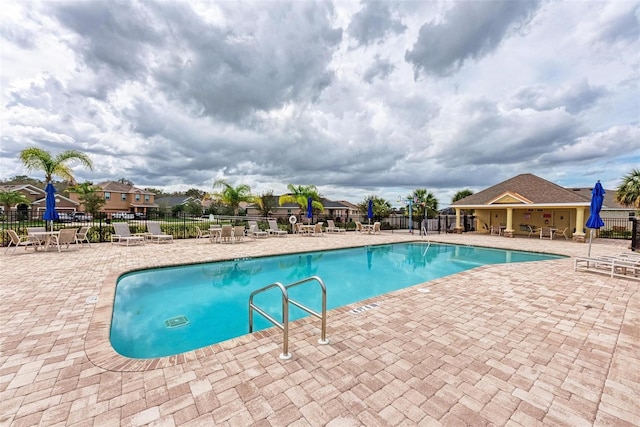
(249, 275, 328, 360)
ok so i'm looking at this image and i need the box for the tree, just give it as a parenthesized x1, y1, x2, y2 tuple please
(452, 189, 474, 214)
(405, 189, 439, 221)
(185, 188, 206, 199)
(19, 147, 93, 185)
(144, 187, 167, 197)
(255, 190, 278, 217)
(278, 184, 324, 218)
(0, 191, 31, 216)
(358, 195, 392, 222)
(212, 180, 255, 216)
(117, 178, 134, 186)
(67, 182, 105, 217)
(615, 169, 640, 209)
(452, 189, 473, 203)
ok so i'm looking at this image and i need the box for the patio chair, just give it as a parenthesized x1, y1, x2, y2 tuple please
(371, 222, 381, 235)
(356, 221, 364, 234)
(26, 227, 47, 246)
(268, 220, 287, 237)
(5, 229, 37, 254)
(220, 224, 233, 243)
(195, 226, 211, 243)
(311, 222, 324, 237)
(490, 225, 502, 236)
(554, 227, 569, 240)
(111, 222, 145, 246)
(539, 227, 553, 240)
(326, 220, 345, 233)
(75, 226, 92, 247)
(51, 228, 78, 252)
(233, 226, 246, 243)
(146, 222, 173, 243)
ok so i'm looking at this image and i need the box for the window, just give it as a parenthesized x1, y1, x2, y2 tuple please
(104, 192, 111, 201)
(145, 194, 150, 202)
(121, 193, 127, 201)
(135, 194, 140, 201)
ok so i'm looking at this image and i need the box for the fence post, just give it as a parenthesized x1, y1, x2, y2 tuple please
(632, 218, 638, 252)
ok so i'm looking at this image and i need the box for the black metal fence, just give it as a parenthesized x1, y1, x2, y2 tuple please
(600, 216, 635, 239)
(0, 211, 277, 246)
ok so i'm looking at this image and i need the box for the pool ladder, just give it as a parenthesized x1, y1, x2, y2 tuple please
(249, 275, 329, 360)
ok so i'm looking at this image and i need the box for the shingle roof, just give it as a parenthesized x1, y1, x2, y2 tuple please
(566, 187, 627, 209)
(452, 173, 590, 206)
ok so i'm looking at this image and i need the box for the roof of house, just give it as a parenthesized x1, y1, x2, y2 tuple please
(566, 187, 628, 210)
(155, 196, 197, 207)
(97, 181, 154, 194)
(451, 173, 590, 206)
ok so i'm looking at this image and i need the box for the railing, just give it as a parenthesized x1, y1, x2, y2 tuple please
(248, 275, 328, 360)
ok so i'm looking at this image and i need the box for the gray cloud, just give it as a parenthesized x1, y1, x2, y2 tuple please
(405, 1, 541, 77)
(1, 1, 638, 206)
(363, 55, 395, 83)
(509, 81, 608, 114)
(348, 1, 406, 46)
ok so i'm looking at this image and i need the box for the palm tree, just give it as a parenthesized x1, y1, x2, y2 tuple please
(278, 184, 324, 220)
(255, 190, 278, 217)
(67, 182, 105, 218)
(407, 189, 439, 221)
(212, 180, 255, 216)
(615, 169, 640, 209)
(358, 195, 391, 222)
(19, 147, 93, 185)
(452, 189, 474, 215)
(0, 191, 31, 218)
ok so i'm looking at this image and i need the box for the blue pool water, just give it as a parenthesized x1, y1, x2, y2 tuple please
(110, 243, 563, 358)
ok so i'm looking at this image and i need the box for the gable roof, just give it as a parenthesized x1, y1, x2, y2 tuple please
(566, 187, 629, 210)
(97, 181, 154, 194)
(452, 174, 590, 206)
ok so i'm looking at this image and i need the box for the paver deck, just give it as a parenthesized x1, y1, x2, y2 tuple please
(1, 231, 638, 426)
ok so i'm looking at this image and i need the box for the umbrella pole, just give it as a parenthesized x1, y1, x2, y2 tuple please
(588, 229, 594, 257)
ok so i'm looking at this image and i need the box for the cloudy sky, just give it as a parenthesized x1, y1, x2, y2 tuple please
(1, 1, 639, 207)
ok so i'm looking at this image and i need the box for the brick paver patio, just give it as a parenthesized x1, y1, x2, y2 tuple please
(1, 231, 638, 426)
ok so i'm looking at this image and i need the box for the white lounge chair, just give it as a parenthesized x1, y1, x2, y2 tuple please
(326, 220, 345, 233)
(574, 256, 640, 280)
(146, 222, 173, 243)
(248, 224, 268, 239)
(5, 229, 37, 254)
(111, 222, 145, 246)
(268, 220, 287, 237)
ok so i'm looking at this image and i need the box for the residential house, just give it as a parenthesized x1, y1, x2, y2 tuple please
(450, 173, 632, 241)
(245, 197, 361, 223)
(67, 181, 158, 217)
(0, 184, 79, 218)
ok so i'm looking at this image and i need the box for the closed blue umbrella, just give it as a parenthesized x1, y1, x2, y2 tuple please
(367, 199, 373, 224)
(43, 183, 59, 231)
(306, 197, 313, 224)
(585, 181, 605, 256)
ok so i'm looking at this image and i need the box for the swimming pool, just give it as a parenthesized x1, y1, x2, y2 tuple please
(110, 242, 563, 358)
